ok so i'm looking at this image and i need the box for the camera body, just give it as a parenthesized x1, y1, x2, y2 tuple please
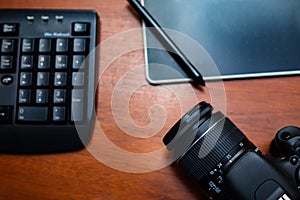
(163, 102, 300, 200)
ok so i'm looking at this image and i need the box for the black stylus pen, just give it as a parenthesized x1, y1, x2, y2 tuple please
(128, 0, 206, 86)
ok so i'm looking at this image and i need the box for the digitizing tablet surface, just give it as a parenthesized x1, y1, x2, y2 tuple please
(143, 0, 300, 83)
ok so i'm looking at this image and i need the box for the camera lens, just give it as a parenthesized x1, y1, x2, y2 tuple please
(163, 101, 256, 198)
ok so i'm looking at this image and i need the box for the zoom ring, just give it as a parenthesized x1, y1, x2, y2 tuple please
(178, 112, 248, 182)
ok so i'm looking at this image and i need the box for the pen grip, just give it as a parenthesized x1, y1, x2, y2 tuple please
(128, 0, 205, 86)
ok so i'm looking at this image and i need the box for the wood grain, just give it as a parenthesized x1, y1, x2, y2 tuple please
(1, 1, 300, 199)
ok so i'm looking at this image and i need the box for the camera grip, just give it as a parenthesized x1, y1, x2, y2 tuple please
(224, 152, 300, 200)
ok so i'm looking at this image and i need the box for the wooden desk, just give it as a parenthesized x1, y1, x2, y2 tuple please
(1, 1, 300, 199)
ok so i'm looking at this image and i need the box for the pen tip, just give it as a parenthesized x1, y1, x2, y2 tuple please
(196, 76, 206, 87)
(201, 80, 206, 87)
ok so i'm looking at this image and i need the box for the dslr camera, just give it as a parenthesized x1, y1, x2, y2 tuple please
(163, 101, 300, 200)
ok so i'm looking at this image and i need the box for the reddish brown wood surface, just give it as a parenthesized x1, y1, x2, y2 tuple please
(1, 1, 300, 199)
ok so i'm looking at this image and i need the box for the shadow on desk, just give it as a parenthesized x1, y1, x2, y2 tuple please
(170, 163, 208, 200)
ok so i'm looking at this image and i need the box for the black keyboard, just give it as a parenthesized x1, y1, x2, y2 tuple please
(0, 9, 99, 153)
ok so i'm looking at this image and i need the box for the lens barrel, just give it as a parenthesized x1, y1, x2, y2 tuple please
(163, 101, 256, 198)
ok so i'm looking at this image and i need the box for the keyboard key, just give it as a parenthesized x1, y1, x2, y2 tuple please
(56, 38, 68, 52)
(2, 24, 18, 36)
(38, 55, 51, 69)
(3, 24, 15, 32)
(18, 106, 48, 121)
(1, 39, 15, 53)
(22, 38, 34, 52)
(55, 55, 68, 69)
(54, 72, 67, 86)
(73, 22, 90, 36)
(53, 89, 66, 103)
(36, 72, 50, 86)
(1, 75, 13, 85)
(73, 38, 86, 52)
(0, 106, 13, 124)
(36, 89, 49, 104)
(53, 107, 66, 121)
(71, 89, 84, 121)
(0, 55, 13, 69)
(19, 72, 32, 86)
(39, 38, 51, 52)
(19, 89, 31, 103)
(72, 72, 85, 86)
(72, 55, 85, 69)
(21, 55, 34, 69)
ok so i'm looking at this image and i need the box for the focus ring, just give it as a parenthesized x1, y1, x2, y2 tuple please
(178, 112, 247, 182)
